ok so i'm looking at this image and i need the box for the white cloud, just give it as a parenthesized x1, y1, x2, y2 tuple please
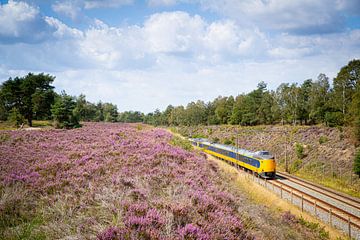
(0, 4, 359, 113)
(83, 0, 133, 9)
(148, 0, 178, 7)
(45, 16, 83, 39)
(198, 0, 356, 34)
(52, 1, 82, 20)
(0, 0, 51, 43)
(144, 11, 205, 53)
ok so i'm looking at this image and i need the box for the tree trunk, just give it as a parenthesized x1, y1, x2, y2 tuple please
(28, 118, 32, 127)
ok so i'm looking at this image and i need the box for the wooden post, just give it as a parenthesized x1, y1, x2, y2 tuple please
(329, 209, 332, 225)
(301, 195, 304, 212)
(291, 190, 293, 204)
(314, 201, 317, 216)
(280, 185, 283, 198)
(348, 217, 351, 239)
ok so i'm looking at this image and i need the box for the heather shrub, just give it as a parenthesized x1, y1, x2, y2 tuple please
(0, 123, 253, 239)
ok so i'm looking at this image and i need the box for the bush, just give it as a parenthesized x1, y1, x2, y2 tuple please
(290, 159, 303, 172)
(295, 143, 304, 159)
(324, 112, 344, 127)
(354, 149, 360, 177)
(7, 107, 25, 127)
(223, 138, 233, 145)
(170, 136, 193, 151)
(318, 136, 328, 144)
(51, 92, 81, 129)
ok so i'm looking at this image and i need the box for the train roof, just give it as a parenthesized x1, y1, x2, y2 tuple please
(190, 138, 273, 159)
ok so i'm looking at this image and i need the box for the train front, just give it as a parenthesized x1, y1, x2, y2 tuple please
(255, 151, 276, 179)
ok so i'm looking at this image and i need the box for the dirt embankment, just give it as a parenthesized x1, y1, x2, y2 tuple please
(174, 125, 360, 196)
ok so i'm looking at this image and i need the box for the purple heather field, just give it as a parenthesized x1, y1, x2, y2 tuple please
(0, 123, 329, 239)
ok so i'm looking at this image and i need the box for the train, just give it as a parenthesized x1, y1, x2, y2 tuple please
(189, 138, 276, 179)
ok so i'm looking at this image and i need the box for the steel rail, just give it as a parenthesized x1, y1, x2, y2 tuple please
(265, 177, 360, 230)
(276, 172, 360, 212)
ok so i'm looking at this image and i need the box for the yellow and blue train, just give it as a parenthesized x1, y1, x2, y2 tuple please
(190, 138, 276, 178)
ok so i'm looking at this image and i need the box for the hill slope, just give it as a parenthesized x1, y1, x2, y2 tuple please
(0, 123, 333, 239)
(174, 125, 360, 197)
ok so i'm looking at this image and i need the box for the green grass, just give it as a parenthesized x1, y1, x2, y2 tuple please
(32, 120, 52, 128)
(0, 121, 17, 130)
(295, 170, 360, 198)
(169, 136, 193, 151)
(299, 216, 330, 240)
(0, 120, 52, 130)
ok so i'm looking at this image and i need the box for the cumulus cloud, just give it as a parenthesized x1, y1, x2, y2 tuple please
(198, 0, 359, 35)
(0, 1, 359, 112)
(144, 12, 205, 53)
(52, 1, 83, 20)
(0, 0, 53, 43)
(0, 1, 83, 43)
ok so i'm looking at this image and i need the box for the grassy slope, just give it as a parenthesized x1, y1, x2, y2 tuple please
(173, 125, 360, 198)
(0, 123, 335, 239)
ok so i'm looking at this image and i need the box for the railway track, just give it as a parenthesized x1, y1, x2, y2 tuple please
(202, 151, 360, 238)
(276, 171, 360, 214)
(265, 171, 360, 239)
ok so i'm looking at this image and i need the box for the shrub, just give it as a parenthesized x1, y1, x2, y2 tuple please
(290, 159, 303, 172)
(354, 148, 360, 177)
(318, 136, 328, 144)
(7, 107, 25, 127)
(224, 138, 233, 145)
(170, 136, 193, 151)
(295, 143, 304, 159)
(325, 112, 344, 127)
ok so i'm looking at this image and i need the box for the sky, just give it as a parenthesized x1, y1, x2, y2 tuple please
(0, 0, 359, 113)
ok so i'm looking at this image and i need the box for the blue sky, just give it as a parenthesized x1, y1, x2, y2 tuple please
(0, 0, 359, 113)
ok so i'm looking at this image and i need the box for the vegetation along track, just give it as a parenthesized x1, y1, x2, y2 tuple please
(270, 171, 360, 238)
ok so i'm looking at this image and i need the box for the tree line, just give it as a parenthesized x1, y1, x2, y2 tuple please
(0, 73, 119, 128)
(1, 59, 359, 131)
(141, 60, 360, 132)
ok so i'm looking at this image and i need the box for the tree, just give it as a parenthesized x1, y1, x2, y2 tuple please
(298, 79, 312, 124)
(73, 94, 97, 121)
(309, 74, 330, 124)
(333, 59, 360, 122)
(103, 103, 118, 122)
(51, 91, 80, 129)
(0, 73, 55, 126)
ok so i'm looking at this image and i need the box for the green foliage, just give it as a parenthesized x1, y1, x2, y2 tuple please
(0, 73, 55, 126)
(169, 136, 193, 151)
(51, 91, 80, 129)
(290, 159, 302, 172)
(223, 138, 233, 145)
(7, 108, 25, 127)
(118, 111, 144, 123)
(295, 143, 304, 159)
(0, 133, 10, 142)
(324, 111, 344, 127)
(191, 133, 207, 138)
(354, 149, 360, 177)
(298, 217, 329, 240)
(318, 136, 328, 144)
